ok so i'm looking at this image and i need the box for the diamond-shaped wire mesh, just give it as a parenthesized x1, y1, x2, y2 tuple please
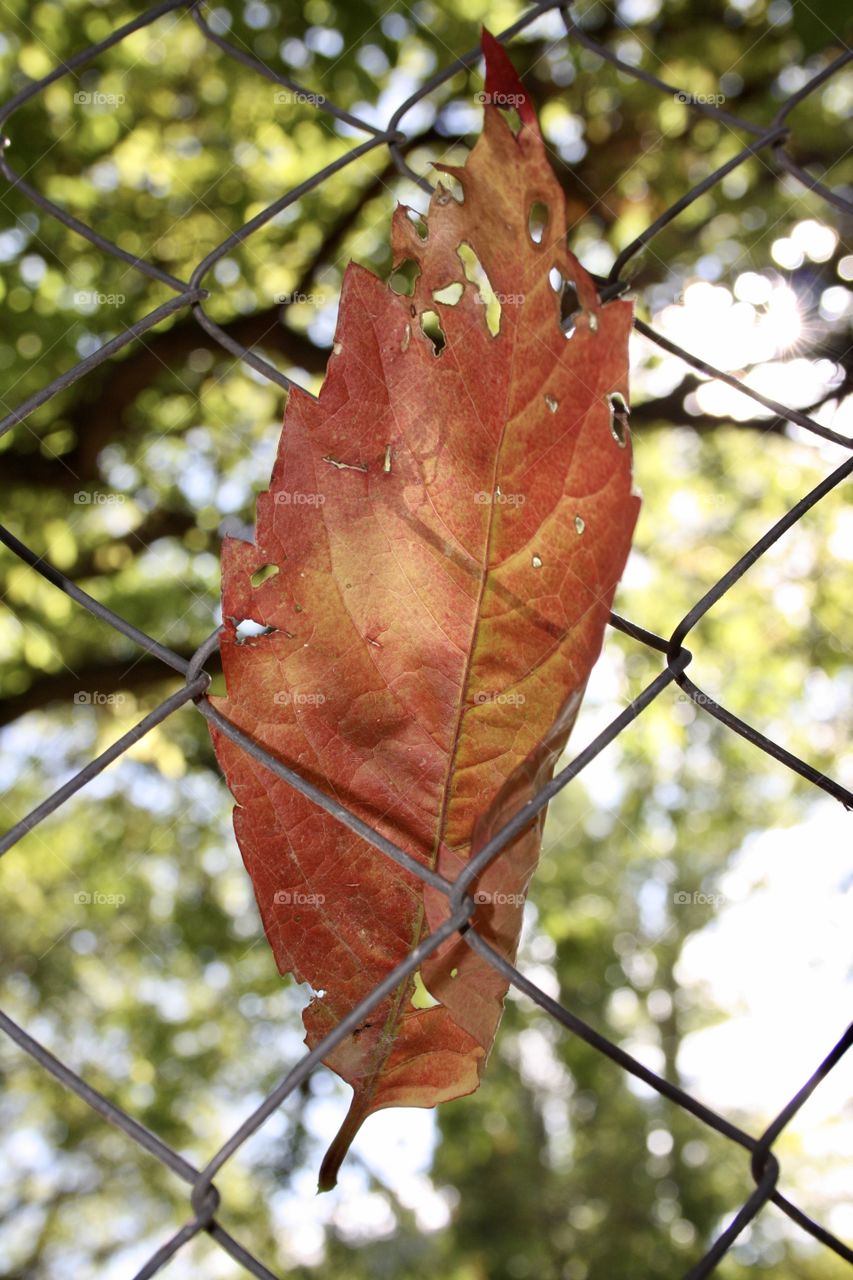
(1, 3, 851, 1278)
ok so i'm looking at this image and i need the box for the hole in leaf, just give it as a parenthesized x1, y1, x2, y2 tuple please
(411, 970, 440, 1009)
(561, 279, 581, 337)
(528, 200, 549, 245)
(406, 208, 428, 239)
(389, 258, 421, 296)
(549, 266, 563, 292)
(435, 172, 464, 203)
(420, 309, 446, 355)
(544, 394, 558, 413)
(498, 105, 523, 135)
(457, 241, 501, 337)
(234, 618, 277, 643)
(250, 564, 279, 588)
(432, 281, 464, 306)
(607, 391, 630, 447)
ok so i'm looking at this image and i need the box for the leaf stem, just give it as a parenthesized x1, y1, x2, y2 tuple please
(317, 1093, 372, 1192)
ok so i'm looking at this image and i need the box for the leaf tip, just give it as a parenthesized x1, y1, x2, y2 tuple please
(480, 27, 537, 131)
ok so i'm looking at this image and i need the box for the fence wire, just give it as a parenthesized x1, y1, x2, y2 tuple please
(0, 1, 851, 1277)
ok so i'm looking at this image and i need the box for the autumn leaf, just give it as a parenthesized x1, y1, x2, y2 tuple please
(209, 29, 640, 1192)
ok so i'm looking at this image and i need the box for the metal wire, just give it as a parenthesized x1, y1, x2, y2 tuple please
(1, 2, 851, 1277)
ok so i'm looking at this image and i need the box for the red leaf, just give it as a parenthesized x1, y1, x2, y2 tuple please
(209, 29, 640, 1191)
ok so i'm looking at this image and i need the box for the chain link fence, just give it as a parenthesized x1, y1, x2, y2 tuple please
(1, 1, 851, 1276)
